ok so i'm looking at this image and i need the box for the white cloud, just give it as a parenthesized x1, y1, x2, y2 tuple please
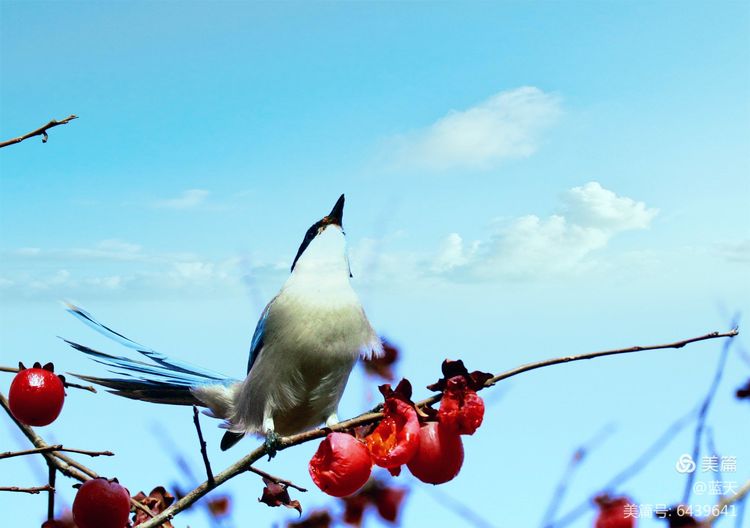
(0, 240, 256, 300)
(153, 189, 210, 210)
(392, 86, 562, 170)
(432, 182, 658, 280)
(29, 270, 72, 291)
(0, 183, 661, 297)
(719, 239, 750, 264)
(69, 239, 144, 261)
(86, 275, 125, 289)
(169, 261, 216, 281)
(15, 247, 41, 256)
(560, 182, 657, 231)
(96, 239, 142, 254)
(349, 237, 422, 286)
(431, 233, 480, 274)
(13, 270, 128, 295)
(9, 239, 147, 262)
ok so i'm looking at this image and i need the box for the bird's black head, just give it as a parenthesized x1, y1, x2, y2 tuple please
(291, 194, 345, 272)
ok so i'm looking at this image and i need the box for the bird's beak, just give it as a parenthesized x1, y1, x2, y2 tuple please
(323, 194, 345, 227)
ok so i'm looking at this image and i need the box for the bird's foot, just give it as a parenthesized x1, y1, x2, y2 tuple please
(264, 430, 281, 460)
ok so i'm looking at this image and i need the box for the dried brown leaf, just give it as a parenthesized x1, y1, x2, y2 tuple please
(737, 378, 750, 400)
(132, 486, 175, 527)
(259, 478, 302, 515)
(206, 495, 231, 518)
(427, 359, 492, 392)
(363, 340, 400, 381)
(287, 510, 333, 528)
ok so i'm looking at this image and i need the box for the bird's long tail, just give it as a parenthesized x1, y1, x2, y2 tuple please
(62, 303, 236, 406)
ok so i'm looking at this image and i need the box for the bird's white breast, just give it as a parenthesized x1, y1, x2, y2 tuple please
(229, 226, 382, 436)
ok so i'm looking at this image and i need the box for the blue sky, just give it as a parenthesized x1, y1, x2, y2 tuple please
(1, 2, 749, 527)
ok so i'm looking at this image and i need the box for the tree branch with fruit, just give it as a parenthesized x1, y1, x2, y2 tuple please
(1, 328, 741, 528)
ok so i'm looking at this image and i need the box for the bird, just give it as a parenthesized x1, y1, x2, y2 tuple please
(63, 194, 383, 452)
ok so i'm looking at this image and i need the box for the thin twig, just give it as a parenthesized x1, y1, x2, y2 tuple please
(134, 328, 738, 528)
(420, 482, 497, 528)
(150, 423, 199, 484)
(540, 423, 616, 527)
(551, 319, 738, 527)
(0, 365, 97, 393)
(684, 319, 737, 503)
(0, 445, 114, 459)
(47, 462, 56, 521)
(246, 465, 307, 492)
(0, 392, 155, 519)
(701, 478, 750, 526)
(551, 405, 700, 527)
(705, 426, 723, 486)
(0, 485, 54, 494)
(486, 329, 739, 389)
(192, 406, 215, 487)
(0, 115, 78, 149)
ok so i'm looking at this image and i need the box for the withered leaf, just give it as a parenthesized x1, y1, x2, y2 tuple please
(259, 478, 302, 515)
(378, 379, 413, 403)
(341, 494, 368, 526)
(372, 486, 407, 523)
(132, 486, 175, 527)
(287, 510, 333, 528)
(427, 359, 493, 392)
(41, 510, 77, 528)
(363, 339, 400, 382)
(338, 477, 407, 526)
(737, 378, 750, 400)
(206, 495, 231, 518)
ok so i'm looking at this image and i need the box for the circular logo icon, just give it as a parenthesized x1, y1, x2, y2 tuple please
(676, 454, 696, 474)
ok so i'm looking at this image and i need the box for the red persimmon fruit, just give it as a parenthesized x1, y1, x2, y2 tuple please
(9, 367, 65, 426)
(72, 478, 131, 528)
(309, 432, 372, 497)
(406, 422, 464, 484)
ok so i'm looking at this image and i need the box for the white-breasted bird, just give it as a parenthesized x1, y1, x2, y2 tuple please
(64, 194, 383, 451)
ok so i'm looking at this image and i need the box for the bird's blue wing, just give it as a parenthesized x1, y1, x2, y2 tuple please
(247, 300, 274, 374)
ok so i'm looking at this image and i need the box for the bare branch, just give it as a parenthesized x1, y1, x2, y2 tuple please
(134, 328, 738, 528)
(47, 462, 56, 521)
(0, 445, 114, 460)
(485, 329, 740, 388)
(419, 482, 496, 528)
(192, 406, 215, 487)
(246, 465, 307, 493)
(701, 479, 750, 526)
(552, 405, 700, 527)
(551, 326, 740, 527)
(0, 365, 97, 393)
(0, 115, 78, 149)
(0, 392, 155, 519)
(684, 319, 737, 503)
(541, 423, 616, 527)
(0, 328, 737, 527)
(0, 485, 54, 494)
